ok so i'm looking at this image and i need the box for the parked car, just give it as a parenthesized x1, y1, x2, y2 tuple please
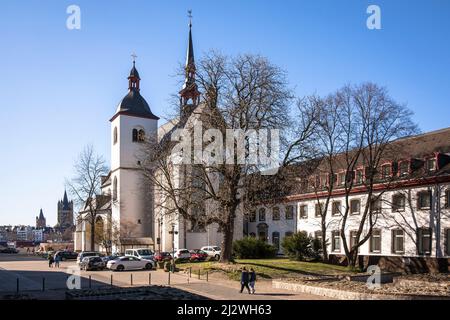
(55, 251, 78, 261)
(189, 249, 208, 262)
(153, 251, 172, 262)
(79, 256, 106, 271)
(200, 246, 221, 260)
(173, 249, 191, 261)
(106, 256, 155, 271)
(124, 248, 155, 261)
(77, 251, 100, 265)
(101, 253, 121, 264)
(0, 247, 18, 254)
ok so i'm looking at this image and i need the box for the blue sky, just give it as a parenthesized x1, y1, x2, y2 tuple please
(1, 0, 449, 225)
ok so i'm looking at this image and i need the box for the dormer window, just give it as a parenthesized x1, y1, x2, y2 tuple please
(399, 161, 409, 176)
(425, 158, 436, 172)
(355, 169, 363, 184)
(381, 164, 392, 179)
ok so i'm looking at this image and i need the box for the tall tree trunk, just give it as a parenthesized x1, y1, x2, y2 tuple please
(220, 210, 235, 263)
(321, 223, 329, 262)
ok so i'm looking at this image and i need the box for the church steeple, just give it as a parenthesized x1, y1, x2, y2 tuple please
(179, 10, 200, 110)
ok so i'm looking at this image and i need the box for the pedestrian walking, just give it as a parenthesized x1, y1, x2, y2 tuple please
(249, 268, 256, 294)
(54, 253, 61, 268)
(48, 254, 54, 268)
(239, 267, 251, 294)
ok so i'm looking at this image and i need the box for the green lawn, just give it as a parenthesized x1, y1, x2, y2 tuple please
(177, 258, 352, 281)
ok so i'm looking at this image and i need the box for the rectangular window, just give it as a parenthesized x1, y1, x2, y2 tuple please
(314, 231, 323, 246)
(272, 207, 280, 221)
(349, 231, 358, 250)
(392, 230, 405, 254)
(249, 211, 256, 222)
(285, 205, 294, 220)
(399, 161, 409, 176)
(315, 203, 323, 218)
(332, 201, 341, 216)
(272, 232, 280, 251)
(370, 229, 382, 253)
(417, 228, 432, 255)
(350, 199, 361, 215)
(258, 208, 266, 221)
(355, 170, 363, 184)
(417, 191, 431, 210)
(426, 158, 436, 171)
(285, 231, 293, 238)
(392, 194, 406, 212)
(332, 231, 340, 252)
(370, 196, 382, 214)
(338, 172, 346, 186)
(299, 205, 308, 219)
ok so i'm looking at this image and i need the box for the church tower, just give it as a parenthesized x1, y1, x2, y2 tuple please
(57, 190, 74, 230)
(110, 56, 159, 251)
(36, 209, 46, 229)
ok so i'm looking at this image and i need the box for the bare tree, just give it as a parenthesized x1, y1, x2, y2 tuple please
(66, 145, 109, 252)
(140, 52, 318, 263)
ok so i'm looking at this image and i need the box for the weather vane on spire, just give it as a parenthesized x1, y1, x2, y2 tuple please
(131, 52, 137, 64)
(188, 9, 192, 26)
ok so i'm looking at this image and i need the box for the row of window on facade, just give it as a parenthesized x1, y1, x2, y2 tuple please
(113, 127, 146, 144)
(249, 205, 295, 222)
(317, 228, 450, 256)
(301, 157, 438, 191)
(298, 189, 450, 219)
(247, 231, 294, 251)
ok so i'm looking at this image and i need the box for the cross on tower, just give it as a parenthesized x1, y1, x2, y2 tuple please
(131, 52, 137, 63)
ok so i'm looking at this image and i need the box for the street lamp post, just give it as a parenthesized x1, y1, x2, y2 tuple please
(168, 223, 178, 272)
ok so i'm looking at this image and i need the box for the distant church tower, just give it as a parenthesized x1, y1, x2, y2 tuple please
(110, 56, 159, 250)
(36, 209, 46, 229)
(57, 190, 74, 230)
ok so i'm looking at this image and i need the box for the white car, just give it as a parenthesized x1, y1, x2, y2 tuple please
(125, 248, 154, 260)
(106, 256, 155, 271)
(200, 246, 221, 260)
(173, 249, 191, 260)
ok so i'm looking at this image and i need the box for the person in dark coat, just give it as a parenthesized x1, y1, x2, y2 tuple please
(48, 254, 54, 268)
(249, 268, 256, 294)
(239, 267, 251, 294)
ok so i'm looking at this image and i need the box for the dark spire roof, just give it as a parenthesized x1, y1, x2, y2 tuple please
(111, 60, 159, 121)
(39, 209, 45, 220)
(62, 190, 71, 210)
(186, 20, 195, 68)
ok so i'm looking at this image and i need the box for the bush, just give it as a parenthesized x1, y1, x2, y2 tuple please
(281, 232, 321, 261)
(233, 237, 277, 259)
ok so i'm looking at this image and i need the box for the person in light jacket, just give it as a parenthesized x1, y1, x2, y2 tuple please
(249, 268, 256, 294)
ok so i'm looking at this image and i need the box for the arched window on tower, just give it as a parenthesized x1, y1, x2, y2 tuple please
(113, 127, 118, 144)
(132, 129, 138, 142)
(113, 177, 118, 201)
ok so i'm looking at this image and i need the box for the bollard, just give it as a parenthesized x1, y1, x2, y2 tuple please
(89, 275, 92, 289)
(149, 273, 151, 285)
(198, 269, 200, 280)
(16, 278, 19, 293)
(206, 271, 209, 282)
(110, 274, 113, 287)
(42, 277, 45, 291)
(189, 267, 192, 278)
(168, 271, 171, 285)
(131, 274, 133, 286)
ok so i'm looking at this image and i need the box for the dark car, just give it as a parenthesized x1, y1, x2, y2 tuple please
(0, 247, 18, 254)
(101, 254, 121, 264)
(153, 251, 172, 262)
(80, 256, 106, 271)
(189, 249, 208, 262)
(55, 251, 78, 261)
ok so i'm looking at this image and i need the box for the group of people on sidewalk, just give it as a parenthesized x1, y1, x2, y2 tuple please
(47, 253, 61, 268)
(239, 267, 256, 294)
